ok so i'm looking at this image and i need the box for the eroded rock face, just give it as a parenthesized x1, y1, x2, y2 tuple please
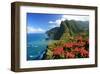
(46, 19, 89, 40)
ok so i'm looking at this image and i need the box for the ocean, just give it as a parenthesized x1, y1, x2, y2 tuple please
(27, 33, 49, 60)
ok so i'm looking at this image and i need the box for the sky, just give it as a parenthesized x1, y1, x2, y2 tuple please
(27, 13, 89, 33)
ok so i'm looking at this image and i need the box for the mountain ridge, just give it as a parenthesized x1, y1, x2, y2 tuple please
(46, 20, 89, 40)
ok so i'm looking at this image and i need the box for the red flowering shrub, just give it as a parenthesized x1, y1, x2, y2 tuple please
(75, 36, 83, 42)
(79, 47, 89, 57)
(73, 47, 89, 57)
(64, 42, 73, 48)
(74, 47, 80, 52)
(46, 35, 89, 59)
(65, 51, 75, 58)
(74, 42, 85, 47)
(53, 47, 64, 56)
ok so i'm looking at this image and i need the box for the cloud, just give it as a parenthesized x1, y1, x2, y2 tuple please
(48, 19, 62, 27)
(27, 26, 45, 33)
(48, 15, 89, 28)
(61, 15, 89, 21)
(48, 21, 54, 24)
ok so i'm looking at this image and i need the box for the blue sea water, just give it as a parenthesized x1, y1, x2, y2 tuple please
(27, 33, 49, 60)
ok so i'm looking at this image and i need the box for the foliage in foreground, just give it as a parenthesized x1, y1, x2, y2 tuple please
(44, 32, 89, 59)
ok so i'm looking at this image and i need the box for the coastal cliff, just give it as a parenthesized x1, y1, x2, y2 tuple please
(46, 20, 89, 40)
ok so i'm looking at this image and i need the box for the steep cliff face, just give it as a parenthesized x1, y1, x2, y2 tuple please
(46, 20, 89, 40)
(46, 27, 59, 40)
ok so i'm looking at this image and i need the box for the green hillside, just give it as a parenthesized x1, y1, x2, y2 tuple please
(44, 20, 89, 59)
(46, 20, 88, 40)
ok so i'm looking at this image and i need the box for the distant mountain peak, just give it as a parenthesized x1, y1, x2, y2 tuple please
(46, 20, 89, 40)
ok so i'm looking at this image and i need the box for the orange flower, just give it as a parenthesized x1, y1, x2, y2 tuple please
(64, 42, 73, 48)
(53, 47, 64, 56)
(74, 47, 80, 52)
(65, 51, 75, 58)
(74, 47, 89, 57)
(73, 41, 85, 47)
(80, 47, 89, 57)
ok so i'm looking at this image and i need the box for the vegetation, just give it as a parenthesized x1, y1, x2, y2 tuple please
(44, 20, 89, 59)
